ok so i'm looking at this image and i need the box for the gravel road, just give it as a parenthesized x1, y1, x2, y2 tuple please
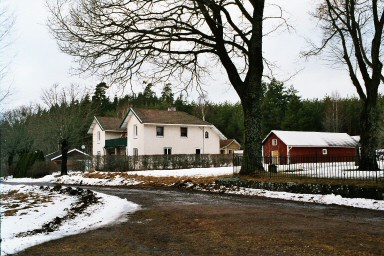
(16, 187, 384, 256)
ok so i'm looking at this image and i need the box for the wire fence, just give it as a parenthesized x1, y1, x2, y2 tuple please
(233, 154, 384, 182)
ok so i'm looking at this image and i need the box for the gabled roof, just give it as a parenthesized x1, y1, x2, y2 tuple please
(263, 130, 358, 148)
(220, 139, 241, 149)
(120, 108, 227, 140)
(129, 108, 212, 125)
(351, 135, 360, 143)
(88, 116, 125, 134)
(46, 149, 90, 161)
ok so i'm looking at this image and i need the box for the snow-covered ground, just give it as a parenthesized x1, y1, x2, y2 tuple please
(201, 186, 384, 211)
(233, 161, 384, 179)
(1, 166, 383, 255)
(0, 184, 139, 256)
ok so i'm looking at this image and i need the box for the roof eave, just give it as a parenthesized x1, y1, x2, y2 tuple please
(120, 108, 142, 128)
(50, 149, 89, 161)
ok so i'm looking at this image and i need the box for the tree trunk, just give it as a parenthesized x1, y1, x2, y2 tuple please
(7, 152, 15, 174)
(60, 138, 69, 175)
(236, 1, 264, 175)
(359, 97, 379, 171)
(239, 81, 264, 175)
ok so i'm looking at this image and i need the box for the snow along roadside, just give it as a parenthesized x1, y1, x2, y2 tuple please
(0, 184, 140, 256)
(194, 184, 384, 211)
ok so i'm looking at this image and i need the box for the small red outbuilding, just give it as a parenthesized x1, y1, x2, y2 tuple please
(262, 130, 359, 165)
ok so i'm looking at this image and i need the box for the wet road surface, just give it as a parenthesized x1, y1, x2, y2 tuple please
(14, 186, 384, 256)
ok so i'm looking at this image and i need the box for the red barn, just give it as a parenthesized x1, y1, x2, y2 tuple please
(262, 130, 359, 165)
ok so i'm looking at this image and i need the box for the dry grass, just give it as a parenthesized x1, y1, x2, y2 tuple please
(83, 169, 231, 186)
(1, 189, 54, 217)
(129, 175, 228, 186)
(83, 168, 383, 189)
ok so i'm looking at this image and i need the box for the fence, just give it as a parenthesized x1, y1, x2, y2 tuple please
(233, 154, 384, 182)
(90, 154, 233, 172)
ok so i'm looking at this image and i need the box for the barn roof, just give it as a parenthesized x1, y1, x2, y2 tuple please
(263, 130, 358, 148)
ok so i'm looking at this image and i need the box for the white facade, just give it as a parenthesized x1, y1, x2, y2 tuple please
(88, 117, 125, 156)
(89, 109, 226, 156)
(90, 125, 122, 155)
(124, 110, 224, 156)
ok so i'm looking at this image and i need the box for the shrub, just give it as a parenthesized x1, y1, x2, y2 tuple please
(27, 161, 57, 178)
(14, 151, 45, 178)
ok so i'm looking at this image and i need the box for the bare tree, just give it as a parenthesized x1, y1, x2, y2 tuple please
(36, 84, 94, 175)
(47, 0, 289, 174)
(323, 91, 343, 133)
(197, 93, 209, 121)
(306, 0, 383, 170)
(0, 2, 15, 109)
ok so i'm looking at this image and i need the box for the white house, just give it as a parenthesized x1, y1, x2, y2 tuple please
(121, 108, 226, 155)
(87, 116, 126, 156)
(88, 108, 227, 156)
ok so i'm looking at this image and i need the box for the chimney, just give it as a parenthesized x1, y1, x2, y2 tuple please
(168, 107, 176, 112)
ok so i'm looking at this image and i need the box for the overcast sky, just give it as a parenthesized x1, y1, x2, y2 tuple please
(3, 0, 383, 110)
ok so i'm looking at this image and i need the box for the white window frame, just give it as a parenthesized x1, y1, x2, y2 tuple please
(97, 131, 101, 143)
(164, 147, 172, 155)
(272, 139, 278, 146)
(322, 149, 328, 155)
(156, 126, 164, 137)
(133, 124, 138, 138)
(180, 127, 188, 137)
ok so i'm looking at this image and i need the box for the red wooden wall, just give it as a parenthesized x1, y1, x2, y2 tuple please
(263, 132, 357, 164)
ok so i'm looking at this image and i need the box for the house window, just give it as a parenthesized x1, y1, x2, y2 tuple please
(322, 149, 328, 155)
(133, 125, 138, 138)
(164, 147, 172, 155)
(272, 139, 278, 146)
(133, 148, 138, 156)
(196, 148, 201, 155)
(97, 151, 101, 155)
(156, 126, 164, 137)
(205, 131, 209, 139)
(97, 131, 101, 143)
(180, 127, 188, 137)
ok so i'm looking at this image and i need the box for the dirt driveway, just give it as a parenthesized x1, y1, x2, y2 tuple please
(16, 187, 384, 256)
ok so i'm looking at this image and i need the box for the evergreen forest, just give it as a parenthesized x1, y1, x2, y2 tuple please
(1, 80, 384, 176)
